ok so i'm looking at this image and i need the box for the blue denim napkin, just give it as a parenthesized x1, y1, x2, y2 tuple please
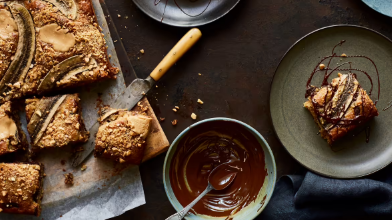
(258, 165, 392, 220)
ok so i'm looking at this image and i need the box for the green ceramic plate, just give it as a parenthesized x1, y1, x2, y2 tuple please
(270, 25, 392, 178)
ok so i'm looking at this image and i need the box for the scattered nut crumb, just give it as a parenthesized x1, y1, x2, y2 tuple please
(64, 173, 74, 185)
(117, 14, 121, 18)
(81, 164, 87, 171)
(156, 85, 158, 88)
(172, 108, 177, 112)
(160, 117, 165, 122)
(197, 99, 204, 104)
(172, 119, 178, 125)
(175, 106, 180, 109)
(191, 113, 197, 120)
(140, 49, 145, 54)
(142, 91, 146, 95)
(319, 64, 325, 70)
(341, 53, 347, 57)
(198, 73, 202, 76)
(119, 158, 125, 163)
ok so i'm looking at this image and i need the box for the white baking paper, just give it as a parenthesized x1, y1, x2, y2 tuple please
(2, 0, 146, 219)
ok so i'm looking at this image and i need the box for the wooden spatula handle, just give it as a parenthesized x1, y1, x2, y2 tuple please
(150, 28, 202, 81)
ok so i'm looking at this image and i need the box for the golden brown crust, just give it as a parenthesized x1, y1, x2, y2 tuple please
(26, 94, 89, 151)
(0, 163, 44, 216)
(94, 107, 152, 165)
(304, 73, 378, 144)
(0, 102, 28, 156)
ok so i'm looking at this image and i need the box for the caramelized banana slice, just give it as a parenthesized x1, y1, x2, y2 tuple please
(42, 0, 77, 20)
(0, 3, 35, 101)
(37, 55, 97, 93)
(27, 95, 66, 145)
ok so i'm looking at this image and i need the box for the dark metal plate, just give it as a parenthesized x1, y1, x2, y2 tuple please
(133, 0, 240, 27)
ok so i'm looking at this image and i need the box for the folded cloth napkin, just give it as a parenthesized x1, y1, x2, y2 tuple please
(258, 165, 392, 220)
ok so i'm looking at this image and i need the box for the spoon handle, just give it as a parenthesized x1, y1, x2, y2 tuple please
(166, 184, 214, 220)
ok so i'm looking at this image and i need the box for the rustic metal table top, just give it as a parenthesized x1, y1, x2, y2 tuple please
(105, 1, 392, 219)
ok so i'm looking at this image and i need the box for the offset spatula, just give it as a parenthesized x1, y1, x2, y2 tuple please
(72, 28, 202, 167)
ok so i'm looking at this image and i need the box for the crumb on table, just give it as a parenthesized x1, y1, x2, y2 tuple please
(172, 119, 177, 126)
(191, 113, 197, 120)
(64, 173, 74, 185)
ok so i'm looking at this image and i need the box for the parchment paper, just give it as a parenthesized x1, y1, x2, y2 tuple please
(3, 0, 146, 219)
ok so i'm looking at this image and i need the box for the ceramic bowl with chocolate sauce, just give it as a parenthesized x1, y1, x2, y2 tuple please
(163, 118, 276, 220)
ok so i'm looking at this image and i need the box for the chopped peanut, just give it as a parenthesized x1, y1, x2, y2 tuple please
(319, 64, 325, 70)
(191, 113, 197, 120)
(197, 99, 204, 104)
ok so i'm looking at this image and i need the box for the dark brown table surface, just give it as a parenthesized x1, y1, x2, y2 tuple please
(105, 1, 392, 219)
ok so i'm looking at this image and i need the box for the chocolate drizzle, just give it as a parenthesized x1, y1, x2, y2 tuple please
(154, 0, 211, 22)
(305, 41, 380, 137)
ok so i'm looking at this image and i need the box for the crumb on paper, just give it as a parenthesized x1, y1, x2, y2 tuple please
(64, 173, 74, 185)
(197, 99, 204, 104)
(191, 113, 197, 120)
(341, 53, 347, 57)
(140, 49, 145, 54)
(160, 117, 165, 122)
(175, 106, 179, 109)
(172, 108, 177, 112)
(172, 119, 178, 125)
(81, 164, 87, 171)
(319, 64, 325, 70)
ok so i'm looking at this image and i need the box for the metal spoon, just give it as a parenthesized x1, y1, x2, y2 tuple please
(166, 163, 238, 220)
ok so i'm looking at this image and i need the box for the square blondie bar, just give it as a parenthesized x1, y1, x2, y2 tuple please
(26, 94, 88, 151)
(304, 73, 379, 144)
(94, 106, 152, 164)
(0, 163, 44, 216)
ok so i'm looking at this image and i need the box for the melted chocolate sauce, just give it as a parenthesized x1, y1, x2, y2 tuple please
(305, 41, 380, 135)
(154, 0, 211, 22)
(169, 121, 267, 217)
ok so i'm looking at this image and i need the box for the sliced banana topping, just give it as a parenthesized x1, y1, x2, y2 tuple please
(0, 9, 18, 40)
(0, 115, 17, 140)
(28, 95, 67, 145)
(42, 0, 77, 20)
(37, 55, 97, 93)
(38, 23, 75, 52)
(0, 3, 35, 101)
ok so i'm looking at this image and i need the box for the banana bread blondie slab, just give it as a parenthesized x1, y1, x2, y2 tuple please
(0, 163, 44, 216)
(26, 93, 89, 152)
(0, 0, 118, 103)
